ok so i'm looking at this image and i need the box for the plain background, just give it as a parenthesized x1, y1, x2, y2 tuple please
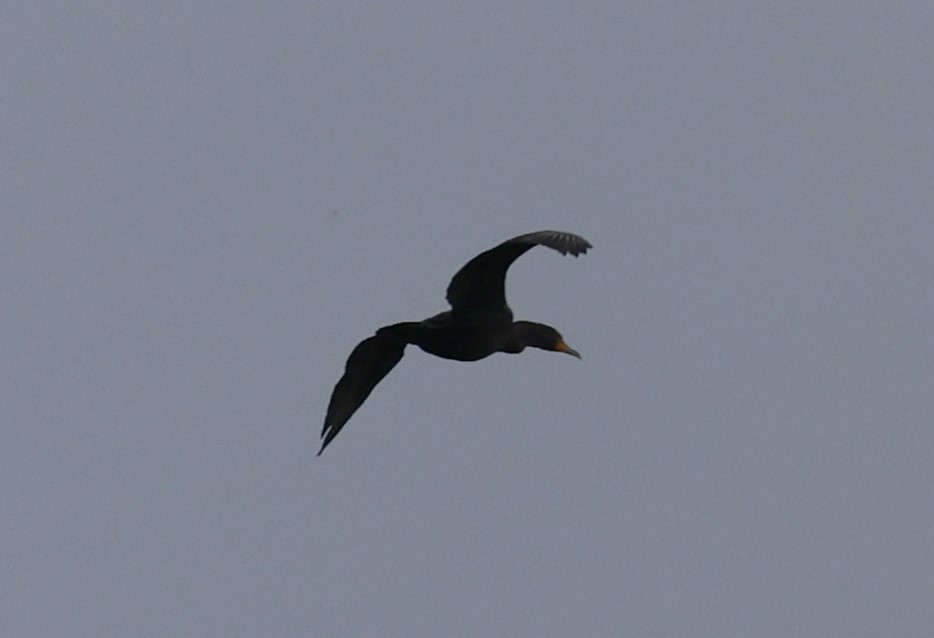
(3, 2, 932, 636)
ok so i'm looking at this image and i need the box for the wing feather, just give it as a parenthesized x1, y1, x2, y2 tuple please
(318, 326, 409, 455)
(445, 230, 591, 310)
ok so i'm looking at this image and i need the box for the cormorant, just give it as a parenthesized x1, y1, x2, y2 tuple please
(319, 230, 591, 455)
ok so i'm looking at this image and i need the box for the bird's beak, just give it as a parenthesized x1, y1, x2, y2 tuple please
(556, 340, 582, 359)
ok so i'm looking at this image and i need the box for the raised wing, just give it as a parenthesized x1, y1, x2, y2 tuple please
(318, 326, 410, 455)
(445, 230, 591, 311)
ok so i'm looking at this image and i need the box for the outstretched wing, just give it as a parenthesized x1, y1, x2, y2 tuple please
(318, 326, 410, 455)
(445, 230, 592, 311)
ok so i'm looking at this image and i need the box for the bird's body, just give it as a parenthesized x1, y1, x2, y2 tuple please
(318, 230, 591, 455)
(409, 310, 513, 361)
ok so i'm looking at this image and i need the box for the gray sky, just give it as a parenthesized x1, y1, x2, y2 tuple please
(3, 2, 933, 636)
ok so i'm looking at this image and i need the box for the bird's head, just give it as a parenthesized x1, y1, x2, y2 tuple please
(507, 321, 581, 359)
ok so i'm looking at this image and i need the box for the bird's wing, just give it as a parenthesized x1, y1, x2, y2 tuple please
(445, 230, 592, 311)
(318, 327, 409, 455)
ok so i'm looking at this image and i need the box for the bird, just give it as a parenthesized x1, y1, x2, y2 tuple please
(318, 230, 592, 455)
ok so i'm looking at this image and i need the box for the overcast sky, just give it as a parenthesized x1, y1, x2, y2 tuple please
(3, 2, 933, 636)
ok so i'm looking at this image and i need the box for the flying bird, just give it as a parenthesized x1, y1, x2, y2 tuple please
(318, 230, 592, 455)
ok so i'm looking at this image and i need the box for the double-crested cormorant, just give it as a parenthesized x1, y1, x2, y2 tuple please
(318, 230, 592, 455)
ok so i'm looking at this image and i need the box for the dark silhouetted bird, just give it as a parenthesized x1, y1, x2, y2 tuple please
(318, 230, 591, 455)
